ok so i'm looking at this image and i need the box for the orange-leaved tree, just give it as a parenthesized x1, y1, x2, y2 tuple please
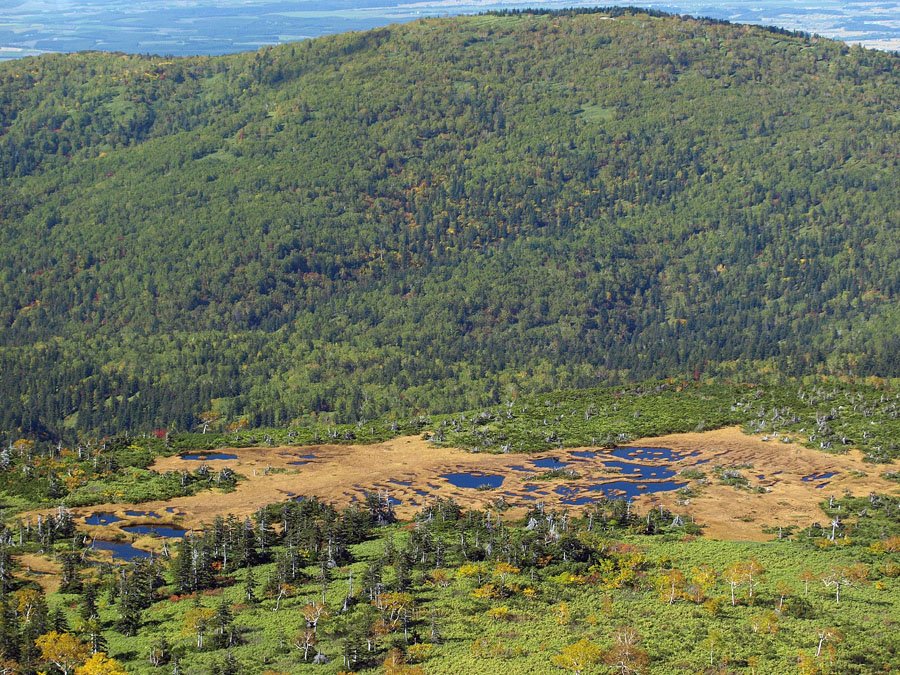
(821, 564, 868, 603)
(382, 648, 423, 675)
(604, 625, 648, 675)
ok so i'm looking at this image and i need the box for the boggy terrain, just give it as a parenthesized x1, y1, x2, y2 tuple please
(69, 427, 898, 550)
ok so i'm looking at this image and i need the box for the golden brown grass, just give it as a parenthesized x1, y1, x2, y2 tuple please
(48, 427, 900, 548)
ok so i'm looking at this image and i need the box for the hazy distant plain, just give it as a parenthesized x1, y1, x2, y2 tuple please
(1, 0, 899, 60)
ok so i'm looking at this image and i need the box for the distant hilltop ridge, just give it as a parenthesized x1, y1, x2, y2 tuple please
(1, 11, 899, 439)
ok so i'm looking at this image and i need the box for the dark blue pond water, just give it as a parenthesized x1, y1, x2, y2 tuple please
(555, 480, 686, 504)
(559, 495, 598, 506)
(85, 513, 122, 526)
(571, 450, 597, 459)
(508, 465, 531, 472)
(441, 472, 504, 489)
(125, 510, 161, 519)
(414, 489, 429, 497)
(389, 479, 413, 486)
(608, 447, 684, 462)
(92, 540, 151, 561)
(602, 460, 676, 480)
(802, 472, 838, 482)
(288, 460, 312, 465)
(182, 453, 237, 460)
(815, 482, 830, 489)
(122, 525, 188, 538)
(531, 457, 569, 469)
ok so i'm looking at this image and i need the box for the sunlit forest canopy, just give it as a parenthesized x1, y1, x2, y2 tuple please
(2, 8, 900, 438)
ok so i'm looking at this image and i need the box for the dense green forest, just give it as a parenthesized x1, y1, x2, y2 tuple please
(2, 8, 900, 438)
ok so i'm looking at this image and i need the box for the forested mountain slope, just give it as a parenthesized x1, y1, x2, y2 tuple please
(2, 9, 900, 438)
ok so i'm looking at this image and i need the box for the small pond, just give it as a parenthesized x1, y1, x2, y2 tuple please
(802, 472, 838, 482)
(441, 472, 505, 489)
(92, 540, 152, 561)
(555, 479, 686, 505)
(125, 510, 161, 519)
(531, 457, 569, 469)
(181, 453, 238, 461)
(85, 513, 122, 526)
(607, 446, 692, 462)
(603, 460, 676, 480)
(122, 525, 189, 538)
(557, 495, 597, 506)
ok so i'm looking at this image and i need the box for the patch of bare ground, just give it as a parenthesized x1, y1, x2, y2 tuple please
(14, 554, 61, 594)
(55, 427, 900, 548)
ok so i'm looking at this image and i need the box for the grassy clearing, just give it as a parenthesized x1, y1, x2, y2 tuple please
(578, 103, 616, 122)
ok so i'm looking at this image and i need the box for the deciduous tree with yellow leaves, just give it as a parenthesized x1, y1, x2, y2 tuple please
(35, 631, 90, 675)
(552, 638, 603, 675)
(74, 653, 128, 675)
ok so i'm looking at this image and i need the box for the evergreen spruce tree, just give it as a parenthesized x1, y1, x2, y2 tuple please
(49, 604, 69, 633)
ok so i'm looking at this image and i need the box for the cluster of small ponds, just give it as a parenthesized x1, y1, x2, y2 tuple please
(85, 446, 840, 559)
(802, 471, 838, 489)
(84, 511, 189, 561)
(438, 447, 696, 505)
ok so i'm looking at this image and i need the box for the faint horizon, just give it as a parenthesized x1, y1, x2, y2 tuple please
(2, 0, 899, 60)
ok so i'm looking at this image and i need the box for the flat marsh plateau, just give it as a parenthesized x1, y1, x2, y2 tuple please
(68, 427, 900, 549)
